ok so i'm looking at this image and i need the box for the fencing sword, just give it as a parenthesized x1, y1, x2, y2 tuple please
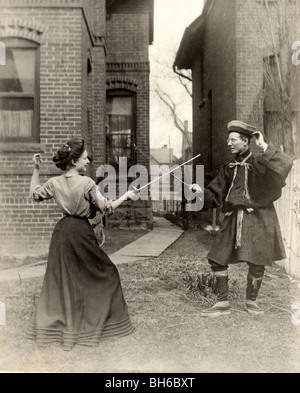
(132, 153, 201, 192)
(133, 144, 198, 189)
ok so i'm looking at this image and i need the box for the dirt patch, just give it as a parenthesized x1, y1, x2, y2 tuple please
(0, 229, 299, 373)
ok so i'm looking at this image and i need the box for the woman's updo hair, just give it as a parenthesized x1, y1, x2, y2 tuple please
(53, 137, 86, 170)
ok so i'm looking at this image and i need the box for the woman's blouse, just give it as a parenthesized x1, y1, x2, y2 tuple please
(33, 173, 108, 218)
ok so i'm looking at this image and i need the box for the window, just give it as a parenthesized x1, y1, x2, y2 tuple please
(0, 38, 40, 142)
(106, 90, 136, 168)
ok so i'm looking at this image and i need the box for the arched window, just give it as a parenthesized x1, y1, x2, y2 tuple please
(106, 89, 137, 168)
(0, 38, 40, 142)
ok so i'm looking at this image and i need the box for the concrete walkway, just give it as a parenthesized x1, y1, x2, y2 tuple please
(0, 217, 184, 283)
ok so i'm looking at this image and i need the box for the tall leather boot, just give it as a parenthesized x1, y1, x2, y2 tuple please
(245, 264, 265, 315)
(201, 271, 230, 317)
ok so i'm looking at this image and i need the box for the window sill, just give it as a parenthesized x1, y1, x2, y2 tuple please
(0, 143, 45, 153)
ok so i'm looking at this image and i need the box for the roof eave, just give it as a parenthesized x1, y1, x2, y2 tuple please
(174, 24, 204, 69)
(174, 0, 214, 70)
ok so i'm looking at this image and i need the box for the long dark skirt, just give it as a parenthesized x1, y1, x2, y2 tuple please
(26, 216, 134, 350)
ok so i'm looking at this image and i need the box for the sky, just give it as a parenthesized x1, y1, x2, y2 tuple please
(150, 0, 204, 158)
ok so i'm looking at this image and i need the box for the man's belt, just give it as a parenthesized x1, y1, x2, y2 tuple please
(225, 207, 254, 249)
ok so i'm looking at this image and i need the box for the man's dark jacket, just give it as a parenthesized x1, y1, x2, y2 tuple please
(204, 144, 293, 266)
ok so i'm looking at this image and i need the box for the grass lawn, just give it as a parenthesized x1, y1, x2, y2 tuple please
(0, 228, 300, 373)
(0, 228, 149, 271)
(102, 228, 150, 255)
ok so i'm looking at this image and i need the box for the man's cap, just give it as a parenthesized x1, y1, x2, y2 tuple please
(227, 120, 257, 139)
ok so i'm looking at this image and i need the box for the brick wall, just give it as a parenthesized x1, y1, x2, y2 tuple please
(81, 19, 91, 148)
(186, 0, 298, 178)
(106, 14, 149, 63)
(235, 0, 268, 131)
(105, 0, 153, 229)
(0, 0, 153, 255)
(0, 4, 98, 255)
(89, 48, 106, 172)
(106, 0, 151, 167)
(88, 0, 106, 173)
(194, 0, 283, 173)
(0, 175, 60, 256)
(194, 0, 237, 174)
(235, 0, 298, 153)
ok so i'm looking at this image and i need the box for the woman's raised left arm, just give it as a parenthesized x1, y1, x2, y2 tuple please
(30, 154, 43, 197)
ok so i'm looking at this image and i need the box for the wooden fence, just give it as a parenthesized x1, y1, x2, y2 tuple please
(152, 199, 183, 214)
(275, 159, 300, 279)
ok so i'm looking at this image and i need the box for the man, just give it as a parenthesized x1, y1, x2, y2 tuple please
(192, 120, 293, 317)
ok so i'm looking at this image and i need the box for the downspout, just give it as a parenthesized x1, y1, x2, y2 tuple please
(173, 66, 193, 82)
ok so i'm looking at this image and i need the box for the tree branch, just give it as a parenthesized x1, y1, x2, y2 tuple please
(264, 0, 285, 94)
(154, 87, 192, 148)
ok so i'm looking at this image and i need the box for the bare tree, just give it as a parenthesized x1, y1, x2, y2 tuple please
(154, 86, 192, 150)
(249, 0, 300, 157)
(151, 52, 193, 155)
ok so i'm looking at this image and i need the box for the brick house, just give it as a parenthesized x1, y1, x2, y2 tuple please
(0, 0, 154, 256)
(174, 0, 300, 178)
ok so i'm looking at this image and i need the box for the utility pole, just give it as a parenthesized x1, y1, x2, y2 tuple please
(168, 136, 172, 165)
(181, 121, 190, 231)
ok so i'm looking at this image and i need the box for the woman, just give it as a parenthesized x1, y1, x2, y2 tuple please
(26, 137, 136, 351)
